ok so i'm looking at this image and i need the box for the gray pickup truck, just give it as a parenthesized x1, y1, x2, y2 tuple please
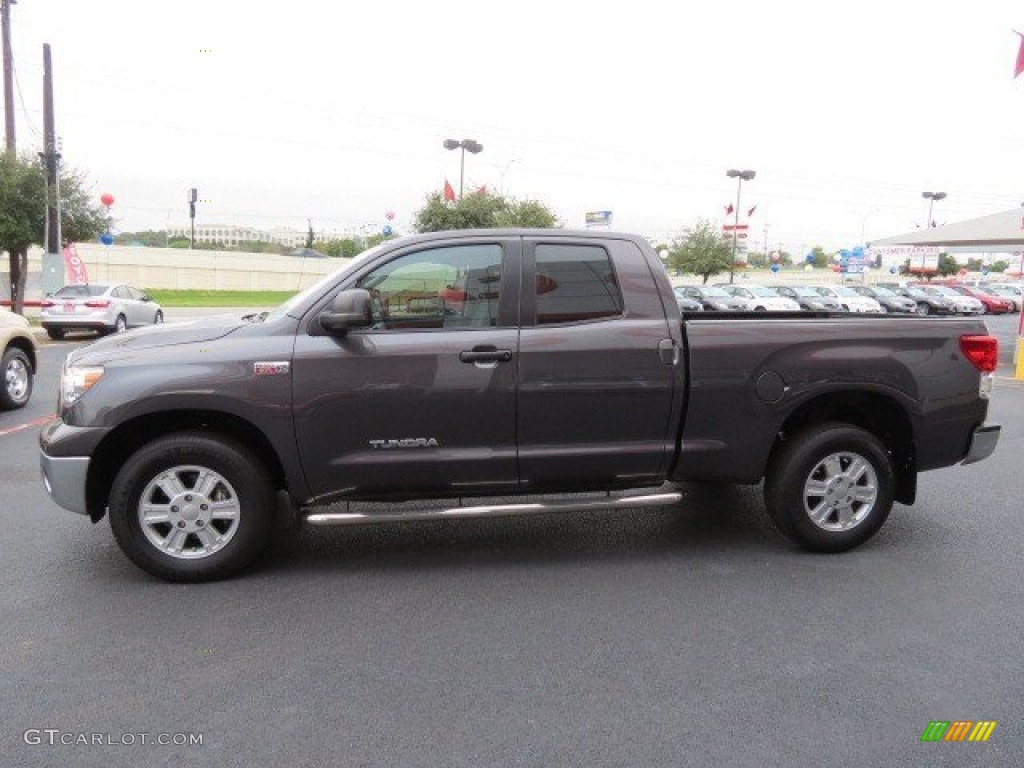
(39, 230, 1001, 581)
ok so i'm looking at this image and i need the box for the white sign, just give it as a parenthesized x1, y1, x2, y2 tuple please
(867, 245, 940, 272)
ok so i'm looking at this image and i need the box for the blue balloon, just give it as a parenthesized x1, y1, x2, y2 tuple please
(889, 266, 897, 274)
(100, 232, 114, 246)
(851, 246, 864, 257)
(805, 253, 815, 263)
(382, 225, 393, 236)
(770, 263, 780, 273)
(981, 268, 989, 275)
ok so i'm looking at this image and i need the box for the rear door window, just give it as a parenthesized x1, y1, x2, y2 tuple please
(533, 244, 623, 325)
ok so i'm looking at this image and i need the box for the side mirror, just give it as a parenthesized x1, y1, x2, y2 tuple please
(319, 288, 373, 334)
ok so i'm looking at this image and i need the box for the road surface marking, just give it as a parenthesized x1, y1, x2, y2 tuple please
(0, 415, 54, 438)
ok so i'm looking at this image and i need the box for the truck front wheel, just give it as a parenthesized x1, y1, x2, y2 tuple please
(764, 423, 895, 552)
(108, 432, 275, 581)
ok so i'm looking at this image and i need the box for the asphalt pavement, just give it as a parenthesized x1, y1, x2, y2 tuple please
(2, 328, 1022, 768)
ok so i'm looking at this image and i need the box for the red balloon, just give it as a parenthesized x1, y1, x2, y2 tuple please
(831, 264, 842, 273)
(100, 193, 115, 207)
(385, 210, 395, 220)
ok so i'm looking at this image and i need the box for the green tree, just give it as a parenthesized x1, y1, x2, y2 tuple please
(114, 230, 168, 247)
(937, 253, 958, 277)
(0, 154, 109, 313)
(668, 218, 733, 284)
(413, 190, 559, 232)
(493, 198, 559, 228)
(811, 246, 829, 269)
(316, 237, 365, 258)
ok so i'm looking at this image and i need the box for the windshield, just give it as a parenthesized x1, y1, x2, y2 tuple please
(264, 243, 390, 320)
(870, 287, 896, 297)
(746, 286, 780, 297)
(701, 287, 731, 297)
(785, 286, 819, 297)
(831, 286, 861, 297)
(926, 286, 960, 298)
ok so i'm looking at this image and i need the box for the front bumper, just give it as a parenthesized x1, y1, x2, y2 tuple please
(962, 424, 1000, 466)
(40, 450, 91, 515)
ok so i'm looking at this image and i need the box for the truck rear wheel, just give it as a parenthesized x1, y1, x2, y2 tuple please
(764, 423, 894, 552)
(108, 432, 275, 582)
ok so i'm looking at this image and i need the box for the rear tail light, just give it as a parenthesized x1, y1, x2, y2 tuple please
(40, 299, 54, 308)
(959, 335, 998, 373)
(84, 299, 110, 308)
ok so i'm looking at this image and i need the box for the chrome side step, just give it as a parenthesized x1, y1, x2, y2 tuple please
(304, 491, 683, 526)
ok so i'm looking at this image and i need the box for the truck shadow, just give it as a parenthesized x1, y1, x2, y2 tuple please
(260, 482, 787, 576)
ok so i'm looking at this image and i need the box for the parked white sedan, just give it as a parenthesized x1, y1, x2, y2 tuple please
(720, 284, 801, 311)
(40, 283, 164, 339)
(808, 285, 884, 313)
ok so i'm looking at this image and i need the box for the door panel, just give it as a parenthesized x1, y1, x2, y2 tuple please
(292, 239, 521, 501)
(516, 238, 679, 490)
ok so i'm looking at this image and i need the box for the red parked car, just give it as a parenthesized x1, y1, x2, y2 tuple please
(935, 282, 1015, 314)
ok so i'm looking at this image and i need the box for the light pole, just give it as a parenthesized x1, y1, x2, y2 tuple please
(443, 138, 483, 198)
(922, 191, 946, 228)
(495, 158, 518, 195)
(726, 168, 755, 283)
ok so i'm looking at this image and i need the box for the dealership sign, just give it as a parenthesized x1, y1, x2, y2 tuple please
(867, 245, 940, 273)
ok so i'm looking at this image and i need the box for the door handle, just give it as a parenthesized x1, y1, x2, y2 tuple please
(658, 338, 679, 366)
(459, 347, 513, 364)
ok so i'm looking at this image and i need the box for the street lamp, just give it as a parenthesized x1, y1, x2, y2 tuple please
(922, 191, 947, 228)
(443, 138, 484, 198)
(726, 168, 755, 284)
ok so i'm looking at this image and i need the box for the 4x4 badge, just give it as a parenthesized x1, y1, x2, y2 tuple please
(253, 361, 290, 376)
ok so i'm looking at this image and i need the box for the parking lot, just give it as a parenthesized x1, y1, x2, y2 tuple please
(3, 318, 1023, 767)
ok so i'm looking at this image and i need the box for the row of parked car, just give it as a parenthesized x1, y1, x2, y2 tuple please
(674, 280, 1023, 315)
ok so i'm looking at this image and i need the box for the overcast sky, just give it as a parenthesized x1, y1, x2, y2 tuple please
(8, 1, 1024, 253)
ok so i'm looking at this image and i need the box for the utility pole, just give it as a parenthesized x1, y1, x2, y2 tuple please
(42, 43, 60, 254)
(188, 187, 197, 249)
(1, 0, 15, 154)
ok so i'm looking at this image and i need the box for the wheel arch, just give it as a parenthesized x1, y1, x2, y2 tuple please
(5, 335, 37, 373)
(85, 409, 289, 522)
(770, 390, 916, 504)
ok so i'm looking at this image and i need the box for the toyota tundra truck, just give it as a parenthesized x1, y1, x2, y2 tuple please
(39, 230, 1001, 581)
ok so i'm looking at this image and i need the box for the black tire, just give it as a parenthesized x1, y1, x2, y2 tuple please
(764, 422, 895, 553)
(113, 314, 127, 333)
(916, 302, 930, 316)
(0, 347, 32, 410)
(46, 327, 65, 340)
(108, 432, 275, 582)
(154, 310, 164, 324)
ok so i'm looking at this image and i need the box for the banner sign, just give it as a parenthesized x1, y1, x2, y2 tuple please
(61, 243, 89, 284)
(867, 245, 940, 272)
(585, 211, 613, 228)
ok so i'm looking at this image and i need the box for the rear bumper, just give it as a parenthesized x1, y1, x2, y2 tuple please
(962, 424, 1000, 466)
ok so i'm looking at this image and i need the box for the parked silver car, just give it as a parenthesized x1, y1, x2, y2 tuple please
(40, 283, 163, 339)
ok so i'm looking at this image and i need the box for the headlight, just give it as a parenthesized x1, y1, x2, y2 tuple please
(61, 365, 104, 407)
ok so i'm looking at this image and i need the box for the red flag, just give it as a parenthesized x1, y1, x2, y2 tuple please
(61, 243, 89, 284)
(1015, 31, 1024, 78)
(747, 205, 757, 217)
(724, 204, 734, 215)
(443, 180, 456, 202)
